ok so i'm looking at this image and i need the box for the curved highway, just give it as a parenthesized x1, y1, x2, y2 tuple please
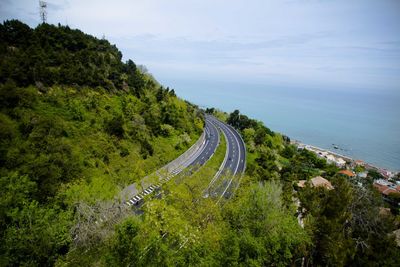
(91, 114, 246, 229)
(206, 115, 246, 200)
(186, 117, 220, 168)
(123, 115, 221, 208)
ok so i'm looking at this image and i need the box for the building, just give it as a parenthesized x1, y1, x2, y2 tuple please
(325, 154, 346, 167)
(357, 171, 368, 178)
(297, 176, 334, 190)
(354, 159, 365, 167)
(373, 179, 400, 196)
(380, 169, 394, 179)
(335, 157, 346, 167)
(338, 169, 356, 177)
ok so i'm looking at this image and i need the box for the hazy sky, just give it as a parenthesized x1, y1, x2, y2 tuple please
(1, 0, 400, 92)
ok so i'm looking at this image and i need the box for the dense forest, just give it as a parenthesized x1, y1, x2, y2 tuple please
(0, 20, 399, 266)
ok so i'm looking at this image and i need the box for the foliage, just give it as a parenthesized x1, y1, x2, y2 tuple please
(0, 20, 202, 265)
(0, 20, 398, 266)
(0, 20, 145, 94)
(298, 174, 400, 266)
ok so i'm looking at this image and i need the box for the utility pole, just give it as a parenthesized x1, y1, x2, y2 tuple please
(39, 1, 47, 24)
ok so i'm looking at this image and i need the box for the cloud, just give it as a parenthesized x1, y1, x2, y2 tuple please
(46, 1, 70, 12)
(1, 0, 399, 91)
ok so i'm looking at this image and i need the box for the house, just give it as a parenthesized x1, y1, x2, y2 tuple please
(380, 169, 394, 179)
(335, 157, 346, 167)
(326, 154, 335, 162)
(297, 176, 334, 190)
(326, 155, 346, 167)
(354, 159, 365, 166)
(373, 183, 397, 196)
(338, 169, 356, 177)
(373, 179, 400, 196)
(357, 171, 368, 178)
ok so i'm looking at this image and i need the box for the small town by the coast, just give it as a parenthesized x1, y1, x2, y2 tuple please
(292, 140, 400, 205)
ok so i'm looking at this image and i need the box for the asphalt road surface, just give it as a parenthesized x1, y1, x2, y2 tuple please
(186, 116, 220, 168)
(206, 115, 246, 200)
(123, 115, 221, 207)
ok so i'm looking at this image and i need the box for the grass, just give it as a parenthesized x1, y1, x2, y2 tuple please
(167, 127, 227, 197)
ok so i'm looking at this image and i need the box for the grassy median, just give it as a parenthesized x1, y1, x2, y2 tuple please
(164, 127, 227, 197)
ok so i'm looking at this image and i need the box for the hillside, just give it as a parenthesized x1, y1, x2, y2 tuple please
(0, 20, 399, 266)
(0, 20, 203, 265)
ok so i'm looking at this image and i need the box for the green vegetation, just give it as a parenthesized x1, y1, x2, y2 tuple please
(0, 20, 202, 266)
(220, 109, 400, 266)
(178, 125, 227, 191)
(0, 20, 399, 266)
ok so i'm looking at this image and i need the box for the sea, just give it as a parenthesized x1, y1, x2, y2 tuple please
(163, 79, 400, 172)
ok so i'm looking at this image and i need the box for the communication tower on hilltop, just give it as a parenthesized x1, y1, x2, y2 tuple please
(39, 1, 47, 23)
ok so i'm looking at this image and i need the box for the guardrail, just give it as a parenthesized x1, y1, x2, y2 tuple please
(119, 128, 206, 202)
(161, 130, 206, 174)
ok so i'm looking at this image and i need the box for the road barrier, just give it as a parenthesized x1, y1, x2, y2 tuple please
(161, 130, 206, 175)
(119, 128, 206, 201)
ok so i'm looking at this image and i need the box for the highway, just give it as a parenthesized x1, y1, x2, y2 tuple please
(123, 115, 221, 208)
(93, 114, 246, 233)
(186, 117, 220, 168)
(206, 115, 246, 200)
(122, 114, 246, 208)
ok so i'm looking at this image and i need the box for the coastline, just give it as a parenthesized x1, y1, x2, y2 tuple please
(291, 140, 397, 176)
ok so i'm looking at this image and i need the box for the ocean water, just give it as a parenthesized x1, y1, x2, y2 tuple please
(164, 79, 400, 171)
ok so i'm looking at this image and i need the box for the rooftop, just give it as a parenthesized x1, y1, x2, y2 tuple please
(338, 169, 356, 177)
(373, 182, 400, 196)
(297, 176, 334, 190)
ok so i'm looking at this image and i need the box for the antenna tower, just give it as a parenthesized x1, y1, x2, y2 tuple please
(39, 1, 47, 23)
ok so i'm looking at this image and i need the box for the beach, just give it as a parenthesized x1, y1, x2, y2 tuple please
(291, 140, 397, 178)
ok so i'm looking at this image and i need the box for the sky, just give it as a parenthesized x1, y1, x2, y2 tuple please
(1, 0, 400, 93)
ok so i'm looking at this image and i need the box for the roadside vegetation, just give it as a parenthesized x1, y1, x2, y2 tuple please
(0, 20, 202, 266)
(0, 20, 399, 266)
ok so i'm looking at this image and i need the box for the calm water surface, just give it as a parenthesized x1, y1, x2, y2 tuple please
(165, 79, 400, 171)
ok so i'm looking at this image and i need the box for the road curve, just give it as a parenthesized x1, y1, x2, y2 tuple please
(122, 115, 220, 207)
(186, 117, 220, 168)
(206, 115, 246, 200)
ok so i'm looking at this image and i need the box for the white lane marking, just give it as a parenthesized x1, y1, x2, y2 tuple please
(224, 123, 241, 175)
(212, 118, 242, 202)
(204, 119, 229, 191)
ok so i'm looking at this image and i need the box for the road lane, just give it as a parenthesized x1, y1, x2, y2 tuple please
(123, 115, 221, 207)
(206, 115, 246, 200)
(187, 117, 219, 168)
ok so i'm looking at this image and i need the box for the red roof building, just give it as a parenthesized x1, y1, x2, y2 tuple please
(338, 170, 356, 177)
(373, 183, 400, 196)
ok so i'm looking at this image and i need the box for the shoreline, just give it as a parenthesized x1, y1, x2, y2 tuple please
(291, 140, 397, 175)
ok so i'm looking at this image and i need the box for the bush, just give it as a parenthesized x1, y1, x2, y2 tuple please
(105, 115, 125, 138)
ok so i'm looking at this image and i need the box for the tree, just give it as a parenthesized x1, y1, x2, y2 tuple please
(227, 109, 240, 129)
(254, 149, 279, 181)
(299, 174, 400, 266)
(223, 181, 310, 266)
(105, 115, 125, 138)
(1, 201, 72, 266)
(254, 127, 267, 145)
(106, 217, 141, 266)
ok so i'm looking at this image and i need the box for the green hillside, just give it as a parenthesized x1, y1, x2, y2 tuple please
(0, 20, 203, 266)
(0, 20, 399, 266)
